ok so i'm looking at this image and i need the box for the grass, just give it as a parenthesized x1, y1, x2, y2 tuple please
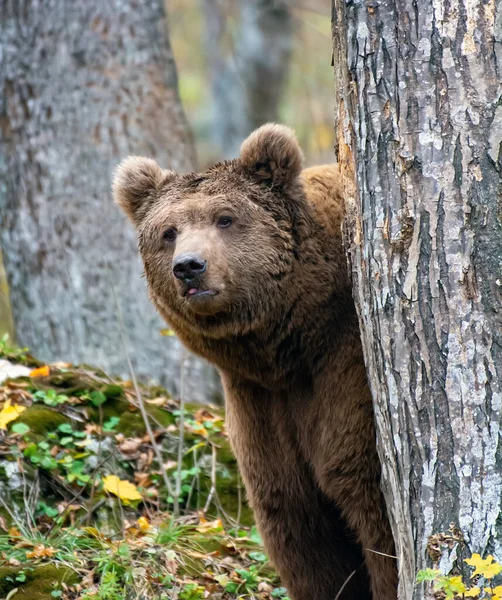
(0, 338, 289, 600)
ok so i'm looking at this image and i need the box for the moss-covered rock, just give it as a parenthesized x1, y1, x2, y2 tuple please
(0, 564, 79, 599)
(15, 406, 69, 435)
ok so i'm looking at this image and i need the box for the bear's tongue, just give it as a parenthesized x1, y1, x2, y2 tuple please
(187, 288, 199, 296)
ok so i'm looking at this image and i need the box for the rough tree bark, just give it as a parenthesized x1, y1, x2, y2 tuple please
(203, 0, 293, 158)
(332, 0, 502, 598)
(0, 0, 220, 402)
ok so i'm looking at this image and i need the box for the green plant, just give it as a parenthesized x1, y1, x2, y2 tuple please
(24, 440, 58, 470)
(179, 583, 204, 600)
(33, 389, 69, 407)
(11, 422, 30, 435)
(271, 588, 290, 599)
(103, 415, 120, 431)
(0, 334, 27, 359)
(36, 502, 59, 519)
(417, 553, 502, 599)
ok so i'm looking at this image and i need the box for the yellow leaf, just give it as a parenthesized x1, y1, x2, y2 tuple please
(82, 527, 105, 540)
(137, 517, 150, 533)
(160, 329, 176, 337)
(74, 441, 91, 449)
(215, 574, 230, 588)
(491, 585, 502, 600)
(196, 518, 223, 533)
(445, 576, 465, 593)
(29, 365, 50, 378)
(484, 562, 502, 579)
(465, 554, 502, 579)
(0, 400, 26, 430)
(103, 475, 142, 502)
(464, 587, 481, 598)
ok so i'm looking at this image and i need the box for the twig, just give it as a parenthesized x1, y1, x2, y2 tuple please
(203, 444, 217, 513)
(76, 499, 106, 527)
(86, 403, 104, 525)
(21, 457, 38, 532)
(183, 445, 198, 515)
(236, 472, 242, 531)
(46, 451, 117, 536)
(174, 349, 187, 517)
(0, 495, 18, 527)
(213, 490, 237, 529)
(111, 285, 178, 512)
(334, 570, 357, 600)
(364, 548, 398, 559)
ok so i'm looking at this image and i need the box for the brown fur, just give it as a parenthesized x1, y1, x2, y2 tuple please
(113, 124, 398, 600)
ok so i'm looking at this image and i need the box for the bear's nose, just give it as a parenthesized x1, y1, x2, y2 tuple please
(173, 253, 207, 281)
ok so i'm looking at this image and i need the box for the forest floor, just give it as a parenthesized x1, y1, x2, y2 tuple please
(0, 336, 288, 600)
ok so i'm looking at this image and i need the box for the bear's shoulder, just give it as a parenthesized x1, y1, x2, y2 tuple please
(300, 164, 347, 238)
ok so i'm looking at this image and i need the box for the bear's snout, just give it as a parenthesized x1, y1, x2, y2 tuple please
(173, 252, 207, 282)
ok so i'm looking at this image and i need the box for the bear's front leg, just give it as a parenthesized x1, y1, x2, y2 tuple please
(223, 376, 373, 600)
(316, 463, 398, 600)
(310, 363, 398, 600)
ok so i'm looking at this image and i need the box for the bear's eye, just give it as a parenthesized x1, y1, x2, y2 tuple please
(163, 228, 177, 242)
(217, 216, 233, 229)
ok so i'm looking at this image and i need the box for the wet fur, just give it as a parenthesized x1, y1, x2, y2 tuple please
(113, 124, 398, 600)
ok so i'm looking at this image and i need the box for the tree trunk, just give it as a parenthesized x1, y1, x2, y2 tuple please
(332, 0, 502, 598)
(0, 0, 220, 403)
(203, 0, 293, 158)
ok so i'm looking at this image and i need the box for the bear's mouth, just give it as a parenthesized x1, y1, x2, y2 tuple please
(184, 287, 218, 299)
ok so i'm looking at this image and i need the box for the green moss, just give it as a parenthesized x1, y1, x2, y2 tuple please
(116, 405, 174, 437)
(0, 564, 79, 599)
(84, 395, 174, 436)
(16, 407, 69, 435)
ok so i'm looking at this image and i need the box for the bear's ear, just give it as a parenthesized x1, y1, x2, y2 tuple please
(113, 156, 176, 226)
(240, 123, 303, 188)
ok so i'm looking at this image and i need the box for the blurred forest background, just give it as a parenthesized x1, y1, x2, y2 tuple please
(0, 0, 333, 403)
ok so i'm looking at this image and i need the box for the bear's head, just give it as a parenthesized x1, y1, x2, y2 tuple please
(113, 124, 321, 340)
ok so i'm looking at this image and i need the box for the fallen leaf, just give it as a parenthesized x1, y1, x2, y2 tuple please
(190, 422, 209, 438)
(26, 544, 57, 559)
(194, 408, 221, 423)
(137, 516, 150, 533)
(196, 518, 223, 534)
(0, 360, 31, 383)
(118, 439, 142, 455)
(215, 574, 230, 587)
(29, 365, 50, 378)
(50, 362, 72, 369)
(134, 472, 152, 487)
(103, 475, 142, 502)
(145, 397, 169, 406)
(0, 401, 26, 430)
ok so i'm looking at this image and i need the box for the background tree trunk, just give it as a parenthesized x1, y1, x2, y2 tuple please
(332, 0, 502, 597)
(0, 0, 221, 403)
(202, 0, 293, 158)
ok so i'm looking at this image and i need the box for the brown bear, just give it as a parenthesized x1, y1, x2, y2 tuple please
(113, 124, 397, 600)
